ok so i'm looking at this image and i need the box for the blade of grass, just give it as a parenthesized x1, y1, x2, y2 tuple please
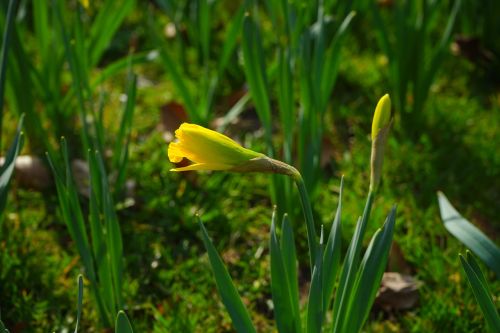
(94, 150, 124, 309)
(419, 0, 461, 114)
(151, 19, 198, 123)
(197, 216, 256, 333)
(241, 13, 272, 147)
(53, 0, 90, 151)
(47, 139, 111, 326)
(322, 177, 343, 313)
(332, 191, 374, 333)
(88, 149, 117, 318)
(437, 192, 500, 279)
(319, 11, 355, 110)
(115, 311, 134, 333)
(4, 9, 49, 153)
(307, 226, 324, 333)
(0, 115, 23, 219)
(113, 63, 137, 196)
(341, 207, 397, 333)
(215, 93, 250, 132)
(0, 0, 17, 147)
(270, 210, 301, 333)
(88, 0, 135, 67)
(281, 214, 301, 331)
(74, 274, 83, 333)
(460, 252, 500, 333)
(218, 4, 245, 74)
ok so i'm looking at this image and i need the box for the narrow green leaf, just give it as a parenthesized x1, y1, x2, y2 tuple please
(88, 0, 135, 67)
(460, 252, 500, 333)
(115, 310, 134, 333)
(322, 177, 343, 313)
(437, 192, 500, 279)
(281, 214, 301, 331)
(153, 27, 198, 123)
(341, 207, 396, 333)
(53, 1, 90, 151)
(95, 151, 124, 310)
(198, 0, 210, 64)
(307, 226, 324, 333)
(218, 4, 245, 74)
(241, 14, 272, 142)
(198, 216, 256, 333)
(87, 150, 117, 317)
(215, 93, 250, 132)
(0, 115, 23, 216)
(91, 51, 153, 89)
(465, 251, 491, 293)
(47, 139, 112, 327)
(320, 11, 356, 108)
(332, 191, 374, 332)
(113, 65, 137, 196)
(74, 274, 83, 333)
(277, 48, 294, 163)
(0, 0, 17, 143)
(270, 210, 301, 333)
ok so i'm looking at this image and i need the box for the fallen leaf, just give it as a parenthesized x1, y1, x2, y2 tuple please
(375, 272, 422, 311)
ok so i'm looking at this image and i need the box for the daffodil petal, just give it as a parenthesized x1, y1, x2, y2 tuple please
(167, 142, 185, 163)
(170, 163, 233, 172)
(173, 123, 262, 165)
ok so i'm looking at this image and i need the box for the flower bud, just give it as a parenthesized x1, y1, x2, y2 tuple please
(371, 94, 391, 141)
(370, 94, 392, 191)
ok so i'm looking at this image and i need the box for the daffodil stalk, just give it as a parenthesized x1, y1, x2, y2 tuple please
(347, 93, 391, 270)
(331, 94, 392, 332)
(168, 123, 319, 268)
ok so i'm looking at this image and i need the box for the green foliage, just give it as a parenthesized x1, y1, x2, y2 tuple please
(198, 216, 256, 333)
(242, 1, 355, 214)
(152, 1, 245, 125)
(75, 275, 83, 333)
(2, 0, 140, 154)
(270, 213, 301, 333)
(460, 252, 500, 333)
(116, 311, 134, 333)
(197, 114, 396, 332)
(372, 0, 461, 137)
(0, 116, 22, 220)
(47, 139, 124, 328)
(0, 0, 17, 144)
(438, 192, 500, 279)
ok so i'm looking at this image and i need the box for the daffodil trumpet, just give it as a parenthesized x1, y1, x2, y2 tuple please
(168, 123, 299, 177)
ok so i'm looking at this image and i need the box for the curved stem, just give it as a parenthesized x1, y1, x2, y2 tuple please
(294, 174, 317, 273)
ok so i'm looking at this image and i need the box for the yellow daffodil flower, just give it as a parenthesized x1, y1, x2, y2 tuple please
(168, 123, 299, 177)
(370, 94, 392, 191)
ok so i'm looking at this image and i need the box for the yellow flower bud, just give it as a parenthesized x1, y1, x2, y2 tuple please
(371, 94, 391, 141)
(80, 0, 89, 9)
(370, 94, 392, 192)
(168, 123, 299, 177)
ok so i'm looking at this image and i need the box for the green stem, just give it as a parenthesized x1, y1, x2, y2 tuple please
(294, 174, 317, 273)
(354, 190, 374, 260)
